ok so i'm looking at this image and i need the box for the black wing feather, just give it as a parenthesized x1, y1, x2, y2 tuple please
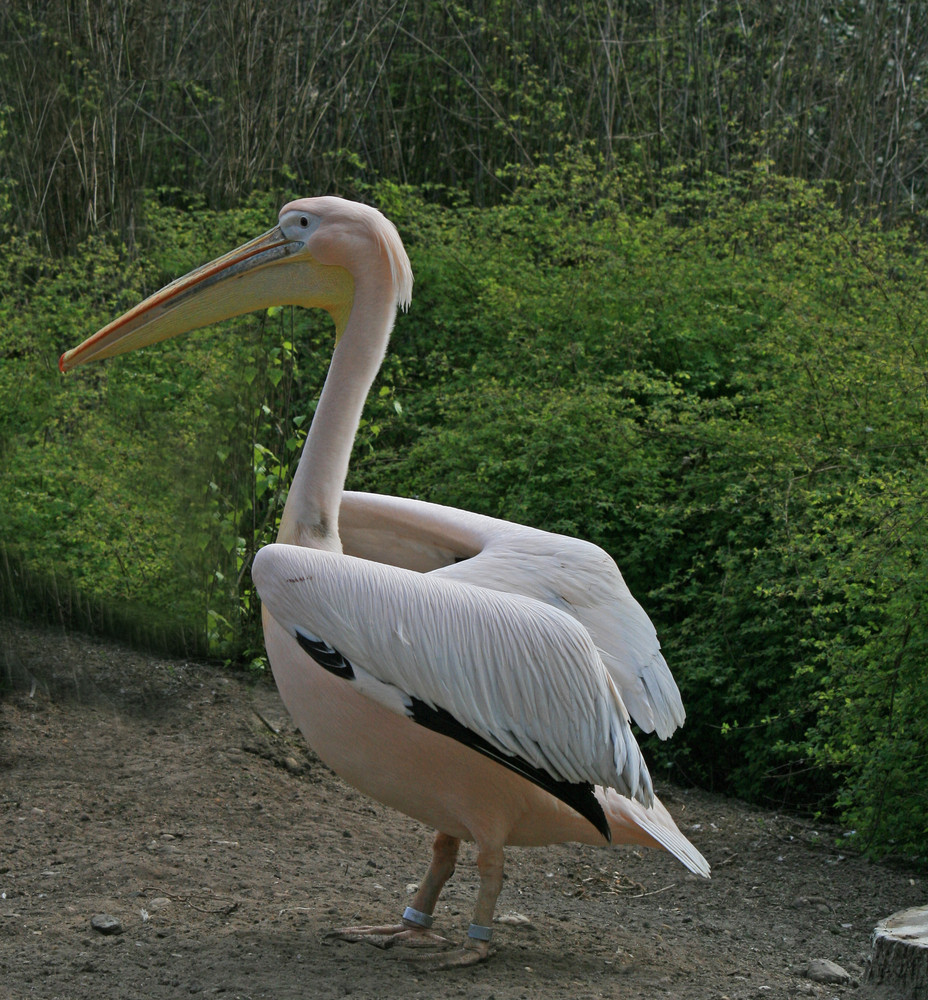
(295, 629, 354, 679)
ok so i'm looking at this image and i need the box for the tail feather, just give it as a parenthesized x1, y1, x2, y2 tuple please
(597, 787, 711, 878)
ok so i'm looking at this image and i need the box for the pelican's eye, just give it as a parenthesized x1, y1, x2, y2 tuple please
(279, 210, 321, 241)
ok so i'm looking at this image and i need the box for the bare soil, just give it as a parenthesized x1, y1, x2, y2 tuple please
(1, 620, 924, 1000)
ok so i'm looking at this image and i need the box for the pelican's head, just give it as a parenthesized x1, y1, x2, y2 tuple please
(59, 197, 413, 373)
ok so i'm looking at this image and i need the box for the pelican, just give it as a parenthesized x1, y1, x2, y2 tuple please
(60, 197, 708, 966)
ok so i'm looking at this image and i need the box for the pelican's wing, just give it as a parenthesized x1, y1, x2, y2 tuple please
(251, 542, 654, 816)
(338, 493, 685, 739)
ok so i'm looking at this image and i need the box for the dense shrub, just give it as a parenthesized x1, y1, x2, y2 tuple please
(362, 166, 928, 856)
(2, 165, 925, 858)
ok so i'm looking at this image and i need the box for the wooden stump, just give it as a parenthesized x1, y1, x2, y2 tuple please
(868, 905, 928, 998)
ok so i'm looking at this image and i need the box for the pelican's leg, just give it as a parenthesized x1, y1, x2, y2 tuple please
(404, 842, 503, 968)
(324, 833, 460, 949)
(408, 832, 460, 920)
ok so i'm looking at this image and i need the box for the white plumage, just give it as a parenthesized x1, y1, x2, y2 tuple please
(340, 491, 685, 738)
(252, 537, 652, 803)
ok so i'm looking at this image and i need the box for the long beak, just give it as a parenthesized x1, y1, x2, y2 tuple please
(59, 225, 306, 373)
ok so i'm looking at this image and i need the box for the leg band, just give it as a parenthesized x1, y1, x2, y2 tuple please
(402, 906, 434, 929)
(467, 923, 493, 941)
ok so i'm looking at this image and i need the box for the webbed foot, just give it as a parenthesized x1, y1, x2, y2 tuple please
(324, 923, 453, 950)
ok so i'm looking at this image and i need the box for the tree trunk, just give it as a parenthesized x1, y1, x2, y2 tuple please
(868, 905, 928, 999)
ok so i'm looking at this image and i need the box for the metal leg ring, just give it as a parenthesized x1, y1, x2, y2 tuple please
(402, 905, 434, 929)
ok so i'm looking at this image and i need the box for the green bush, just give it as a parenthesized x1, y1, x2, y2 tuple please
(356, 166, 928, 857)
(0, 198, 275, 652)
(3, 165, 926, 858)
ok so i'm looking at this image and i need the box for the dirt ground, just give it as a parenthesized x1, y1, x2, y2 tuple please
(1, 619, 924, 1000)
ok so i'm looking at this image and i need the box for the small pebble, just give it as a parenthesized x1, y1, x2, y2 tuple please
(805, 958, 851, 984)
(91, 913, 123, 935)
